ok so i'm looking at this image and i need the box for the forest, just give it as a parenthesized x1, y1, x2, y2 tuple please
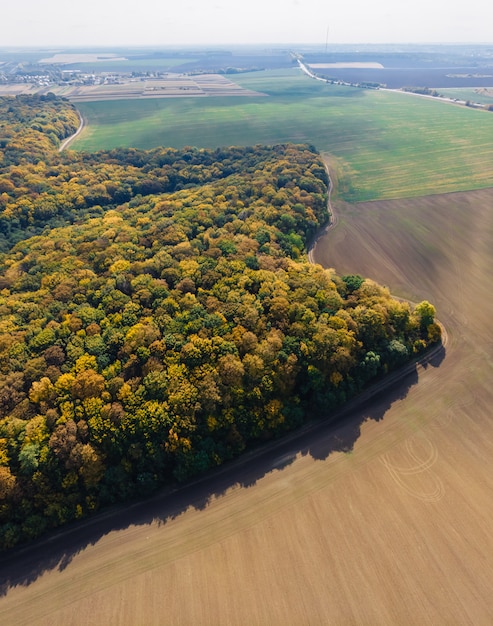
(0, 95, 440, 550)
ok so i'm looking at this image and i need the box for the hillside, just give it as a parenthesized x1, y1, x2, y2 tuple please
(0, 95, 439, 550)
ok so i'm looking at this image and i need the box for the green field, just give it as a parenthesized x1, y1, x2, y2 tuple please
(73, 69, 493, 201)
(61, 57, 199, 73)
(438, 87, 493, 105)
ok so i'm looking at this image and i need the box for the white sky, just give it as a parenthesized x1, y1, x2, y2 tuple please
(3, 0, 493, 47)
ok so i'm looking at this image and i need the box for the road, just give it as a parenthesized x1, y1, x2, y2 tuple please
(59, 111, 84, 151)
(297, 58, 486, 109)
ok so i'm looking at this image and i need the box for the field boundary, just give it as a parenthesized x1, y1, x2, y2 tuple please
(309, 156, 447, 345)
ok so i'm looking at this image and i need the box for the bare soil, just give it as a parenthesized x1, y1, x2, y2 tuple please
(2, 187, 493, 624)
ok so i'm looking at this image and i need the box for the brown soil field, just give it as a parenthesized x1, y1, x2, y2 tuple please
(2, 186, 493, 624)
(0, 75, 265, 102)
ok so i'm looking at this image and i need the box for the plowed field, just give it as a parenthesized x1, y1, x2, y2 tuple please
(2, 186, 493, 624)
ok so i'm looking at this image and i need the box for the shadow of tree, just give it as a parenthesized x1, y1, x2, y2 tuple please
(0, 343, 445, 595)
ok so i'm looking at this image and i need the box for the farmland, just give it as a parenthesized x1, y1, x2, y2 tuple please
(37, 53, 200, 73)
(0, 45, 294, 83)
(72, 69, 493, 202)
(0, 74, 264, 102)
(302, 46, 493, 88)
(2, 47, 493, 624)
(438, 87, 493, 104)
(308, 65, 493, 89)
(2, 185, 493, 625)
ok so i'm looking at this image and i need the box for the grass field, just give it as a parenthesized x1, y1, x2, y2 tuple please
(2, 186, 493, 624)
(438, 87, 493, 104)
(72, 69, 493, 202)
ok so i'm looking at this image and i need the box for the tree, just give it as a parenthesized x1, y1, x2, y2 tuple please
(72, 370, 106, 400)
(0, 466, 16, 500)
(414, 300, 436, 333)
(341, 274, 364, 295)
(18, 443, 40, 475)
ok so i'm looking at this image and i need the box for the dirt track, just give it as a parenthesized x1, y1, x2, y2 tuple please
(2, 186, 493, 624)
(59, 112, 84, 151)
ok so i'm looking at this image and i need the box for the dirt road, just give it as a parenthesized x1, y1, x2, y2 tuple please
(58, 112, 84, 151)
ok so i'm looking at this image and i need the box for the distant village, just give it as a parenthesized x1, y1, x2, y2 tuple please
(0, 62, 168, 88)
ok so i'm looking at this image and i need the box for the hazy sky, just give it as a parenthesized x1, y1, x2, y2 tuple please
(3, 0, 493, 47)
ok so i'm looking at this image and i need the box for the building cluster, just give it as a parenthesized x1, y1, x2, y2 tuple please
(0, 63, 172, 88)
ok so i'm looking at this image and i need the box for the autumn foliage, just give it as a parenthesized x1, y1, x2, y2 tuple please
(0, 95, 439, 550)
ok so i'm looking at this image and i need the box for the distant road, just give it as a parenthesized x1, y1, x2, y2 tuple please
(59, 111, 84, 151)
(297, 60, 330, 83)
(298, 59, 485, 109)
(379, 87, 469, 107)
(307, 161, 337, 264)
